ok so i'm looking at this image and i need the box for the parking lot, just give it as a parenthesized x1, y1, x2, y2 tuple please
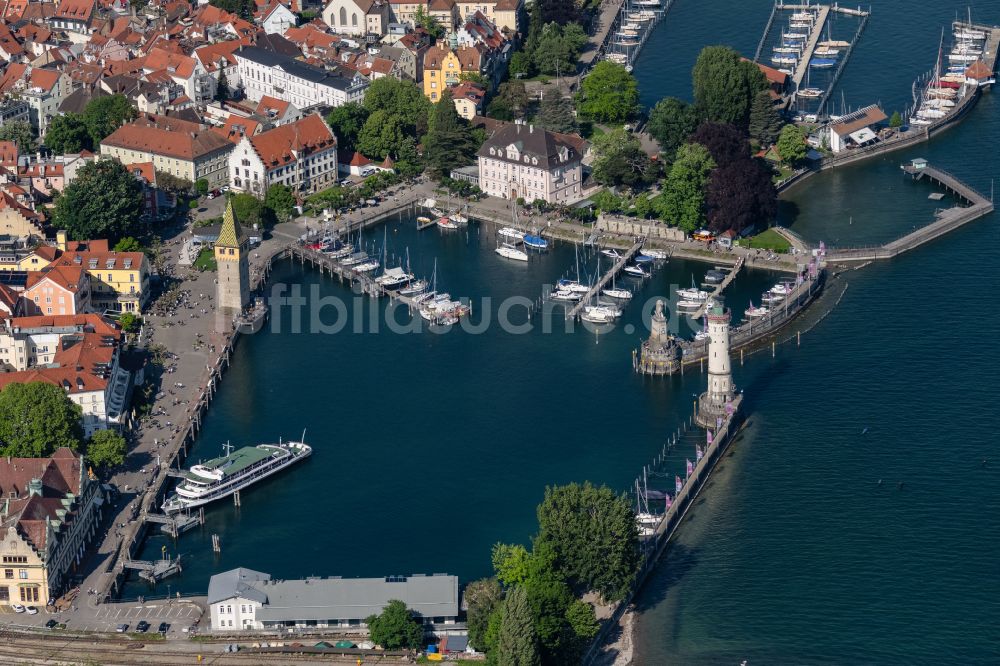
(0, 599, 204, 635)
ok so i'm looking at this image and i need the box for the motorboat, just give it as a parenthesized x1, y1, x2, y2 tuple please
(797, 88, 823, 98)
(498, 227, 525, 243)
(947, 52, 980, 62)
(353, 260, 380, 273)
(399, 279, 429, 296)
(676, 287, 709, 301)
(437, 216, 459, 229)
(417, 216, 432, 225)
(745, 304, 769, 319)
(557, 279, 590, 293)
(581, 308, 615, 324)
(602, 287, 632, 300)
(770, 283, 793, 295)
(375, 267, 413, 289)
(429, 207, 445, 218)
(926, 87, 958, 98)
(791, 11, 816, 20)
(704, 270, 725, 284)
(810, 58, 837, 68)
(925, 98, 956, 109)
(341, 252, 368, 266)
(623, 265, 649, 278)
(773, 46, 801, 54)
(818, 40, 850, 48)
(789, 20, 813, 29)
(916, 108, 947, 120)
(586, 303, 622, 319)
(813, 47, 840, 57)
(450, 212, 469, 225)
(551, 290, 582, 302)
(782, 31, 807, 40)
(601, 248, 623, 259)
(496, 243, 528, 261)
(694, 329, 710, 342)
(414, 290, 437, 304)
(641, 248, 668, 259)
(523, 234, 549, 250)
(634, 254, 655, 264)
(772, 55, 798, 65)
(761, 293, 784, 305)
(676, 299, 703, 310)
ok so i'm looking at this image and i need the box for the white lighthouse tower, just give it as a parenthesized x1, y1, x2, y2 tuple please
(696, 302, 735, 427)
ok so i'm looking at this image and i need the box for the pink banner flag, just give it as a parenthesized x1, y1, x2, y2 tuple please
(716, 416, 723, 429)
(665, 493, 672, 509)
(696, 445, 704, 462)
(675, 475, 682, 493)
(707, 430, 714, 445)
(686, 459, 694, 477)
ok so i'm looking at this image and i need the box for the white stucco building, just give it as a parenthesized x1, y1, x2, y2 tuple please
(476, 123, 587, 205)
(235, 46, 369, 109)
(229, 113, 338, 196)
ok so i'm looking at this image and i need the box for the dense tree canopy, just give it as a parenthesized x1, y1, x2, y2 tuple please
(496, 587, 541, 666)
(264, 184, 296, 222)
(690, 121, 750, 166)
(748, 91, 785, 146)
(423, 90, 478, 179)
(487, 81, 529, 121)
(776, 123, 808, 165)
(653, 142, 715, 231)
(531, 22, 587, 77)
(229, 192, 275, 228)
(325, 102, 369, 154)
(647, 97, 699, 161)
(692, 45, 767, 129)
(590, 128, 654, 189)
(706, 157, 776, 234)
(82, 94, 136, 146)
(0, 383, 83, 458)
(54, 160, 144, 243)
(0, 121, 35, 153)
(208, 0, 253, 19)
(365, 600, 424, 649)
(45, 114, 90, 154)
(362, 77, 431, 137)
(466, 578, 504, 652)
(537, 0, 578, 24)
(86, 430, 127, 469)
(536, 93, 578, 134)
(357, 109, 407, 160)
(113, 237, 142, 253)
(576, 61, 639, 124)
(534, 482, 640, 603)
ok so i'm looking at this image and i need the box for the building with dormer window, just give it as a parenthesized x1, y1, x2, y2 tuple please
(476, 123, 587, 204)
(228, 113, 338, 196)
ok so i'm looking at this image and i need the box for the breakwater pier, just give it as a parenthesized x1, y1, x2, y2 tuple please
(825, 161, 994, 262)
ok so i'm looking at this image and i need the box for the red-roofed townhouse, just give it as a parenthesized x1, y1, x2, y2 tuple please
(451, 80, 484, 120)
(194, 40, 244, 100)
(0, 312, 119, 370)
(0, 448, 106, 606)
(24, 265, 91, 316)
(229, 113, 338, 195)
(259, 0, 297, 35)
(0, 64, 68, 134)
(141, 47, 214, 105)
(46, 0, 97, 39)
(255, 95, 301, 126)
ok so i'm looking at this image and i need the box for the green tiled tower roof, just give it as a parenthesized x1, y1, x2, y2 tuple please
(217, 198, 246, 248)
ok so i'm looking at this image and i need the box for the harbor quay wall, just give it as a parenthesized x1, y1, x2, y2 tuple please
(581, 397, 746, 665)
(596, 215, 688, 241)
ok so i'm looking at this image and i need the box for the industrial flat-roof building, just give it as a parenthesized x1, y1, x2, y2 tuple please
(207, 568, 459, 632)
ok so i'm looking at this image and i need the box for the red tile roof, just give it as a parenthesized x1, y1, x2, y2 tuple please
(213, 115, 263, 143)
(101, 114, 233, 161)
(25, 265, 87, 293)
(255, 95, 291, 119)
(248, 114, 336, 171)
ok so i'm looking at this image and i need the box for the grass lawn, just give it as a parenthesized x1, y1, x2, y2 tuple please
(772, 164, 794, 183)
(193, 246, 217, 271)
(737, 228, 792, 253)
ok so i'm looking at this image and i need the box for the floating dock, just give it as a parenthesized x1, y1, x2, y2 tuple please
(565, 241, 644, 319)
(122, 556, 183, 583)
(689, 256, 745, 320)
(588, 0, 674, 73)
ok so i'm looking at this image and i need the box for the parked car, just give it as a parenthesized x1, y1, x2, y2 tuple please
(116, 624, 129, 633)
(45, 619, 58, 629)
(136, 620, 150, 633)
(207, 189, 221, 199)
(11, 604, 25, 613)
(158, 622, 170, 634)
(25, 606, 38, 615)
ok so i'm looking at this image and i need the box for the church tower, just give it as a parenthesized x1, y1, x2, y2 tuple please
(215, 199, 250, 331)
(696, 302, 734, 427)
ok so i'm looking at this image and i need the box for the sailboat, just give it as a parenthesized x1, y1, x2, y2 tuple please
(601, 268, 631, 300)
(496, 242, 528, 261)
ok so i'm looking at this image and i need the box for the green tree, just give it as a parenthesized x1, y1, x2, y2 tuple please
(365, 599, 424, 650)
(86, 429, 127, 469)
(215, 68, 230, 102)
(423, 89, 478, 179)
(54, 160, 144, 243)
(537, 0, 578, 24)
(325, 102, 369, 153)
(590, 128, 652, 188)
(82, 94, 136, 146)
(487, 81, 530, 121)
(0, 382, 83, 457)
(209, 0, 254, 19)
(776, 123, 808, 165)
(118, 312, 140, 333)
(748, 91, 785, 146)
(0, 120, 36, 153)
(492, 542, 532, 587)
(653, 142, 715, 231)
(44, 114, 91, 154)
(412, 5, 445, 39)
(647, 97, 699, 161)
(533, 22, 587, 77)
(395, 136, 423, 177)
(536, 93, 578, 134)
(889, 111, 903, 128)
(692, 45, 767, 129)
(195, 179, 209, 196)
(534, 481, 641, 602)
(496, 586, 541, 666)
(229, 192, 272, 228)
(356, 109, 406, 160)
(114, 237, 142, 253)
(509, 52, 533, 79)
(154, 170, 194, 193)
(466, 578, 503, 652)
(362, 77, 431, 136)
(576, 61, 639, 124)
(634, 192, 653, 219)
(565, 599, 599, 652)
(264, 184, 296, 222)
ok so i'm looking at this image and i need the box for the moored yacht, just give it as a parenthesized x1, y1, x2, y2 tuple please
(496, 243, 529, 261)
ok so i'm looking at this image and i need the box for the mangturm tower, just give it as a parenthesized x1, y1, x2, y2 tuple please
(696, 302, 735, 428)
(215, 199, 250, 332)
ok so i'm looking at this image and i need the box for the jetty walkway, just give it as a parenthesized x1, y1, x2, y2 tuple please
(826, 163, 994, 262)
(565, 240, 643, 319)
(790, 5, 831, 92)
(690, 256, 745, 319)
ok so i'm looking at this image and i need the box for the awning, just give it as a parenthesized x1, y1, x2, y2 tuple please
(849, 128, 877, 144)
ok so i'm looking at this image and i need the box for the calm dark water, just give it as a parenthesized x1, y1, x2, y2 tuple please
(128, 1, 1000, 661)
(631, 0, 1000, 663)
